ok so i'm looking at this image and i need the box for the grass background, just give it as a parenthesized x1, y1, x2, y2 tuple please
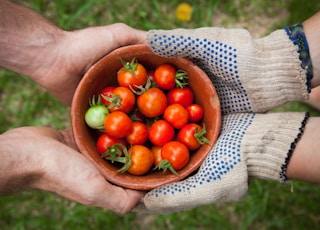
(1, 0, 320, 229)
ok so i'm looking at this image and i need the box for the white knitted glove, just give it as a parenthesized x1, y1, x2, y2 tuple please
(135, 112, 309, 213)
(133, 25, 312, 213)
(146, 24, 313, 114)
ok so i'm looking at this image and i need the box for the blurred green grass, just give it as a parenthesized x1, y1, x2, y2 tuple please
(1, 0, 320, 229)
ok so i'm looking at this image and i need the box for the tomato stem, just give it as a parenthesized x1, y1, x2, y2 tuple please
(129, 77, 152, 95)
(89, 94, 103, 106)
(101, 143, 132, 173)
(120, 57, 138, 77)
(154, 159, 179, 176)
(117, 147, 132, 173)
(195, 124, 210, 145)
(175, 69, 189, 88)
(101, 93, 121, 109)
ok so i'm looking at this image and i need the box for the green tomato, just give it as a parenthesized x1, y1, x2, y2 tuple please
(85, 105, 109, 129)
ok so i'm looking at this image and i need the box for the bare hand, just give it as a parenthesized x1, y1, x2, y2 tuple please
(34, 24, 146, 105)
(0, 127, 145, 214)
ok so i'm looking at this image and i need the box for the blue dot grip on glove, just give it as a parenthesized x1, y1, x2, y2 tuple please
(147, 27, 310, 114)
(136, 112, 309, 214)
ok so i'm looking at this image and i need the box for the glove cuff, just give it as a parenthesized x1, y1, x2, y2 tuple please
(285, 23, 313, 92)
(243, 29, 310, 112)
(245, 112, 309, 183)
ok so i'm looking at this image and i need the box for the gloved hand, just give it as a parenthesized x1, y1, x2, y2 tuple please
(147, 24, 313, 114)
(135, 112, 308, 213)
(134, 25, 312, 213)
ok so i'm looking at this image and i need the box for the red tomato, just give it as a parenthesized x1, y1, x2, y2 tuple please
(104, 111, 132, 138)
(127, 145, 154, 175)
(186, 104, 204, 123)
(163, 103, 189, 129)
(126, 121, 148, 145)
(107, 86, 136, 113)
(117, 58, 147, 89)
(100, 86, 115, 105)
(151, 145, 163, 166)
(137, 88, 167, 118)
(167, 87, 194, 108)
(177, 123, 205, 151)
(148, 120, 175, 146)
(161, 141, 189, 170)
(154, 64, 176, 90)
(96, 133, 127, 155)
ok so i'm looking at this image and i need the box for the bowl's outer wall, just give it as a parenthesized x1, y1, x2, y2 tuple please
(71, 44, 221, 190)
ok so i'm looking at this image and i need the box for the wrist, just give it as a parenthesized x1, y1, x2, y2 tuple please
(244, 112, 309, 183)
(303, 12, 320, 87)
(285, 23, 313, 92)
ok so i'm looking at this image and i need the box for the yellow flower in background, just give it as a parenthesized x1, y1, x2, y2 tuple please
(175, 3, 193, 22)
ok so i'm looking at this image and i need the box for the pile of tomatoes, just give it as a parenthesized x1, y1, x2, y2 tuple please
(84, 58, 209, 176)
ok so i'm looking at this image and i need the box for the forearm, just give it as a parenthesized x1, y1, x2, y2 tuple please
(286, 117, 320, 183)
(303, 11, 320, 88)
(0, 0, 64, 80)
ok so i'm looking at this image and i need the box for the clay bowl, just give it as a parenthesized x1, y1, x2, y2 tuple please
(71, 44, 221, 191)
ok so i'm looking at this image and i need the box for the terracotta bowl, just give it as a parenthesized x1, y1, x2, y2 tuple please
(71, 44, 221, 190)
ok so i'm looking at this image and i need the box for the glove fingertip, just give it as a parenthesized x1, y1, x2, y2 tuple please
(146, 29, 182, 58)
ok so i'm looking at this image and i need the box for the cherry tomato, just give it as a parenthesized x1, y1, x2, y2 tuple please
(96, 133, 127, 155)
(151, 145, 163, 166)
(85, 98, 109, 129)
(126, 121, 148, 145)
(117, 58, 147, 89)
(186, 104, 204, 123)
(104, 111, 132, 138)
(161, 141, 189, 170)
(107, 86, 136, 113)
(148, 120, 175, 146)
(100, 86, 115, 105)
(177, 123, 207, 151)
(167, 87, 194, 108)
(137, 88, 167, 118)
(154, 63, 176, 90)
(127, 145, 154, 175)
(163, 103, 189, 129)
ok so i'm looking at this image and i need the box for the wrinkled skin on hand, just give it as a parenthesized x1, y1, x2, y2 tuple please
(0, 127, 145, 214)
(33, 23, 146, 105)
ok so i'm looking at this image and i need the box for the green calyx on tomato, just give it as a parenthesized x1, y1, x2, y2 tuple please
(154, 159, 179, 176)
(101, 93, 121, 109)
(102, 144, 154, 176)
(175, 69, 189, 88)
(101, 143, 132, 173)
(119, 57, 139, 77)
(129, 77, 152, 95)
(101, 143, 124, 163)
(118, 58, 147, 90)
(194, 124, 210, 145)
